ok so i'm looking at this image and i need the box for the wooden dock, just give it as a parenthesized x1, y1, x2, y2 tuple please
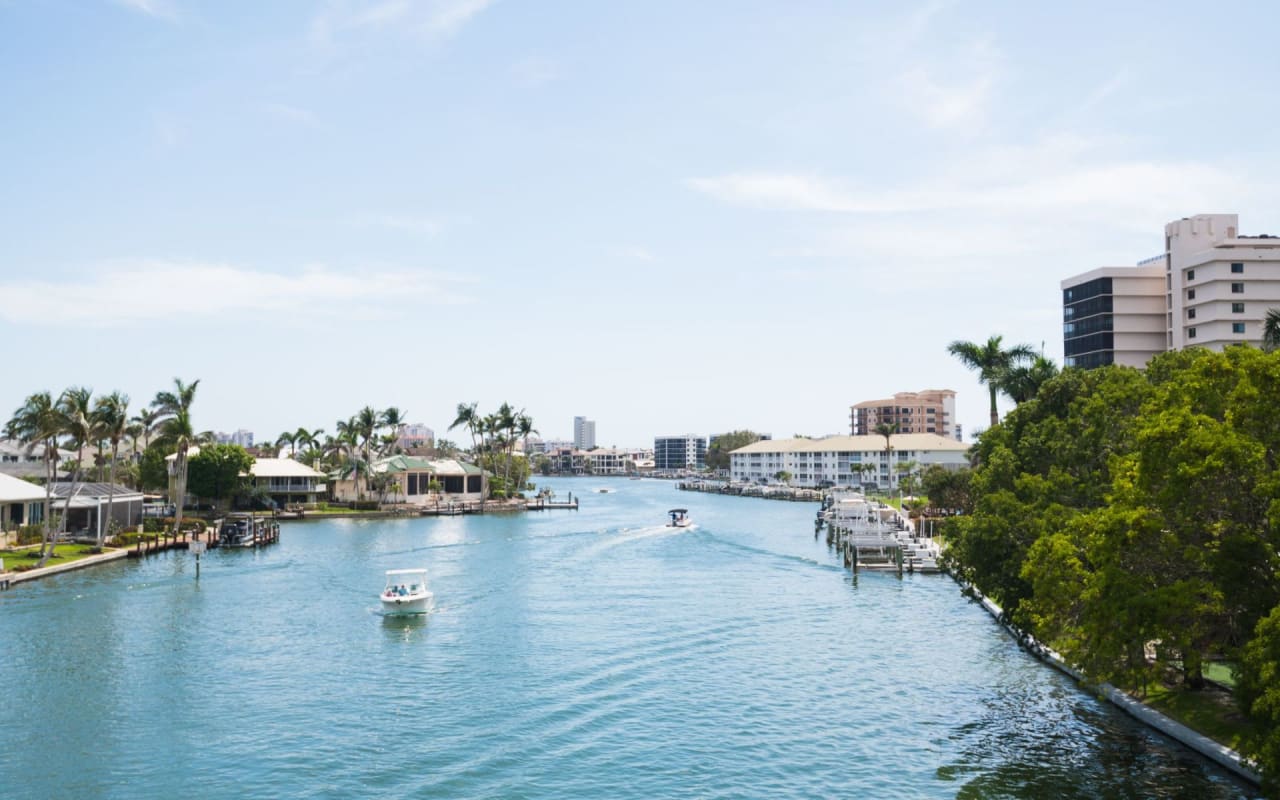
(525, 499, 579, 511)
(127, 519, 281, 558)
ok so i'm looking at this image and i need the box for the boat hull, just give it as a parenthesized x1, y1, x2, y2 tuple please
(380, 591, 433, 615)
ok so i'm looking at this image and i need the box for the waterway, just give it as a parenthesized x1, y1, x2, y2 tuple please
(0, 478, 1261, 798)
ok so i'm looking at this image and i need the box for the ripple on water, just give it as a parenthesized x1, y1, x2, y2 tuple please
(0, 481, 1263, 799)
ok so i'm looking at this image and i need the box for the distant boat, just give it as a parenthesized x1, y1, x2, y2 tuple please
(594, 488, 615, 494)
(380, 569, 433, 616)
(666, 508, 691, 528)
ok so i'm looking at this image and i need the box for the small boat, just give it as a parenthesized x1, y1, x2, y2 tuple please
(381, 569, 433, 615)
(594, 488, 615, 494)
(218, 513, 267, 547)
(666, 508, 692, 528)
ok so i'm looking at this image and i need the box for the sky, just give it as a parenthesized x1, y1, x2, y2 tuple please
(3, 0, 1279, 448)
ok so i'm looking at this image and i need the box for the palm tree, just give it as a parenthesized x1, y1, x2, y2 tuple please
(5, 392, 62, 565)
(295, 427, 324, 465)
(947, 335, 1037, 428)
(381, 407, 407, 450)
(1002, 356, 1061, 405)
(873, 421, 899, 492)
(151, 378, 199, 536)
(335, 417, 363, 501)
(1264, 308, 1280, 352)
(449, 402, 480, 456)
(58, 387, 96, 540)
(91, 391, 130, 548)
(355, 406, 380, 499)
(130, 407, 163, 452)
(275, 430, 299, 458)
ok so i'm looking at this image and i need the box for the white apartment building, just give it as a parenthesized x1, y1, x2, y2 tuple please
(729, 434, 970, 490)
(573, 416, 596, 451)
(1063, 214, 1280, 367)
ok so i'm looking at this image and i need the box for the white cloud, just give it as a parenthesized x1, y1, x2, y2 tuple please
(897, 66, 994, 130)
(685, 174, 877, 213)
(0, 262, 471, 327)
(112, 0, 177, 19)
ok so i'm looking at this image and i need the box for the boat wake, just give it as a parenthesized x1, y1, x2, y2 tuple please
(576, 523, 695, 560)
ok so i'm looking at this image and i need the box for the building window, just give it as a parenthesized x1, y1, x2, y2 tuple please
(1188, 327, 1197, 339)
(1233, 302, 1244, 313)
(1187, 308, 1196, 320)
(1187, 289, 1196, 300)
(1232, 283, 1244, 293)
(1232, 262, 1244, 273)
(1233, 322, 1246, 334)
(1187, 269, 1195, 281)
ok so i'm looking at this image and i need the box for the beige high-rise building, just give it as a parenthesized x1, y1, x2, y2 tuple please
(850, 390, 957, 440)
(1063, 214, 1280, 368)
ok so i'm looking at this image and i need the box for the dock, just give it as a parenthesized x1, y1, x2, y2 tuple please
(817, 492, 941, 576)
(525, 499, 579, 511)
(127, 518, 281, 558)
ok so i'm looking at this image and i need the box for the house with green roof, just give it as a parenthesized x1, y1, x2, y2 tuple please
(331, 456, 487, 505)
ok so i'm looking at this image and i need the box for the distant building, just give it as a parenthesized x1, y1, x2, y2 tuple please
(1062, 213, 1280, 368)
(850, 391, 957, 440)
(573, 416, 596, 451)
(248, 458, 328, 508)
(1, 472, 46, 535)
(216, 429, 255, 448)
(654, 435, 707, 471)
(397, 423, 434, 450)
(729, 434, 970, 490)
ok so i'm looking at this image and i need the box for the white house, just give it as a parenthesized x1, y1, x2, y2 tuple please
(249, 458, 327, 508)
(729, 434, 971, 490)
(331, 456, 487, 504)
(0, 472, 45, 534)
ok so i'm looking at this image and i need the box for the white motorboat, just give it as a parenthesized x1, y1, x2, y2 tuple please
(381, 569, 433, 615)
(594, 487, 615, 494)
(666, 508, 692, 528)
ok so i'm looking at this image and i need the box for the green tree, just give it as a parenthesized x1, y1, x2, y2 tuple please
(946, 335, 1037, 428)
(449, 402, 480, 455)
(1239, 604, 1280, 791)
(873, 422, 899, 491)
(151, 377, 200, 534)
(705, 430, 764, 471)
(57, 386, 95, 539)
(1264, 308, 1280, 352)
(1001, 355, 1061, 405)
(187, 444, 254, 512)
(774, 470, 791, 486)
(91, 391, 130, 547)
(138, 444, 170, 492)
(5, 391, 63, 564)
(918, 464, 972, 514)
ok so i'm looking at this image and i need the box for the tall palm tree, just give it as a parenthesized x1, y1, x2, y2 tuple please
(91, 391, 130, 548)
(130, 407, 163, 452)
(5, 392, 62, 565)
(1002, 356, 1061, 405)
(295, 427, 324, 465)
(873, 421, 899, 492)
(449, 402, 480, 456)
(356, 406, 380, 498)
(495, 403, 518, 490)
(381, 406, 407, 450)
(335, 417, 363, 501)
(58, 386, 96, 540)
(947, 335, 1037, 428)
(275, 430, 299, 458)
(151, 378, 200, 536)
(1264, 308, 1280, 352)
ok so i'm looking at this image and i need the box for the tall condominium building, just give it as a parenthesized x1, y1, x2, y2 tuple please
(397, 423, 435, 449)
(573, 416, 596, 450)
(216, 429, 255, 447)
(1063, 214, 1280, 367)
(654, 435, 707, 471)
(850, 390, 957, 440)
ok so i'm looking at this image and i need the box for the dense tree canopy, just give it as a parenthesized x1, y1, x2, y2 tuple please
(941, 346, 1280, 776)
(187, 443, 254, 510)
(705, 430, 765, 471)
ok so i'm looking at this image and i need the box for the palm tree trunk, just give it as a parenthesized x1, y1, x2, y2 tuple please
(988, 384, 999, 428)
(101, 442, 119, 549)
(173, 445, 187, 537)
(39, 446, 54, 566)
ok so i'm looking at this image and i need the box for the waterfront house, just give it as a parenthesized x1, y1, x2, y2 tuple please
(0, 473, 46, 542)
(0, 439, 75, 480)
(48, 482, 145, 539)
(248, 458, 328, 508)
(331, 455, 487, 505)
(729, 433, 970, 490)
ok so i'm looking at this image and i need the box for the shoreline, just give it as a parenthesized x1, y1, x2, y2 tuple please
(960, 581, 1261, 786)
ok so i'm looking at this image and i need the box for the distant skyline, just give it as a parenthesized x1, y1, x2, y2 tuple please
(3, 1, 1279, 445)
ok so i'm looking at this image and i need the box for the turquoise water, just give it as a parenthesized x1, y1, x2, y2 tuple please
(0, 479, 1260, 799)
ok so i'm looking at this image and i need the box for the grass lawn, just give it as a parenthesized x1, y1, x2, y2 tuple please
(1141, 680, 1254, 751)
(0, 543, 112, 572)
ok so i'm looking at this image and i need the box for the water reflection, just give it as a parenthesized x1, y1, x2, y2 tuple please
(381, 611, 429, 642)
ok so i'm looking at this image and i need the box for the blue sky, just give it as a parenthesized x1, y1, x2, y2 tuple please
(3, 0, 1278, 447)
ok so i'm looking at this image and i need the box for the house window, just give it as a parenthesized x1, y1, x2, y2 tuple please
(1232, 283, 1245, 293)
(1233, 322, 1246, 334)
(1187, 308, 1196, 320)
(1187, 289, 1196, 300)
(1233, 302, 1244, 313)
(1188, 327, 1197, 339)
(1187, 269, 1195, 281)
(1232, 262, 1244, 273)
